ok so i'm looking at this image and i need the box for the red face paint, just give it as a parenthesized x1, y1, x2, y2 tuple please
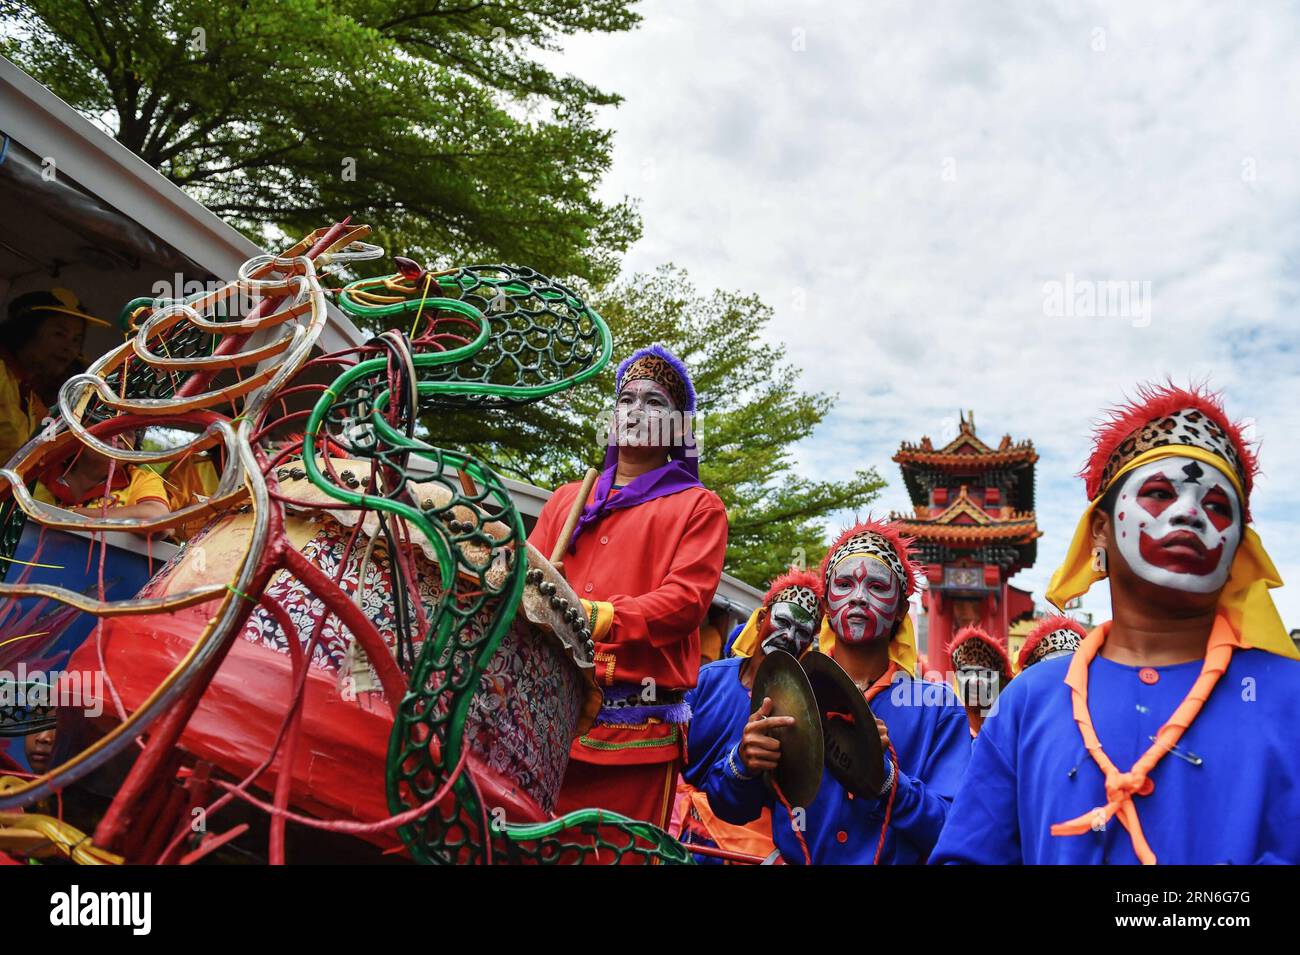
(826, 555, 902, 645)
(1114, 457, 1242, 593)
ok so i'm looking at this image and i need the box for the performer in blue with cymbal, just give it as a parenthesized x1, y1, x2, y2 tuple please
(702, 519, 970, 864)
(679, 568, 822, 863)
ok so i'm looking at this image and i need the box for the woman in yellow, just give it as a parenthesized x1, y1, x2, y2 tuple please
(0, 289, 101, 466)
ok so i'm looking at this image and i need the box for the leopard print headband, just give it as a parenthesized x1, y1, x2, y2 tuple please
(1098, 407, 1246, 498)
(1022, 627, 1082, 669)
(768, 585, 820, 618)
(951, 638, 1009, 675)
(619, 355, 687, 411)
(823, 532, 907, 593)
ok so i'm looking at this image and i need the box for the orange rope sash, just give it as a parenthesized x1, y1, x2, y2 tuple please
(1049, 615, 1238, 864)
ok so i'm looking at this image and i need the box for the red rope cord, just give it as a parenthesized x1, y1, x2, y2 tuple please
(873, 743, 900, 865)
(770, 777, 812, 865)
(256, 594, 306, 865)
(159, 588, 326, 864)
(211, 744, 471, 836)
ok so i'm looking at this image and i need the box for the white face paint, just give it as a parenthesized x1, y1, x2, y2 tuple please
(1112, 455, 1242, 594)
(760, 601, 818, 657)
(955, 667, 1002, 710)
(826, 555, 903, 645)
(613, 379, 677, 449)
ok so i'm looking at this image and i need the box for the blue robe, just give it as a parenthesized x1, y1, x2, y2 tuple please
(683, 657, 754, 788)
(681, 657, 764, 863)
(690, 658, 971, 864)
(931, 646, 1300, 864)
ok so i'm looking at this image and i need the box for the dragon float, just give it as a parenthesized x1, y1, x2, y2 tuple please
(0, 222, 692, 864)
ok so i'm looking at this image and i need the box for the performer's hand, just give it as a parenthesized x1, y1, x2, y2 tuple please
(740, 696, 795, 775)
(874, 717, 891, 752)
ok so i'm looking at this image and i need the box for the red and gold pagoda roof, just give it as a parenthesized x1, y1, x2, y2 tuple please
(890, 485, 1042, 547)
(894, 411, 1038, 512)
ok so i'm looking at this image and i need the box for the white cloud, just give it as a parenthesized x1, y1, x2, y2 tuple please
(543, 1, 1300, 628)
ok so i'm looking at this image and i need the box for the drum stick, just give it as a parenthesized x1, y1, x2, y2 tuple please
(681, 843, 769, 865)
(550, 467, 599, 570)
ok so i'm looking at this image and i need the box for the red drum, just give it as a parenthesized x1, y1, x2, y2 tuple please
(69, 472, 596, 848)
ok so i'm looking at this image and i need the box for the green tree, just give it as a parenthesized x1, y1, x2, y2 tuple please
(440, 266, 886, 587)
(1, 0, 641, 283)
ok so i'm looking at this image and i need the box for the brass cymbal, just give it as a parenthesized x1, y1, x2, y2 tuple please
(749, 649, 823, 809)
(801, 651, 886, 798)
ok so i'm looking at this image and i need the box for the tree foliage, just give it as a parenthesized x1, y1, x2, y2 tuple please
(2, 0, 642, 283)
(2, 3, 884, 588)
(437, 266, 885, 587)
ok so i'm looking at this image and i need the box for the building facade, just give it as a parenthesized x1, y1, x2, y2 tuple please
(890, 412, 1041, 667)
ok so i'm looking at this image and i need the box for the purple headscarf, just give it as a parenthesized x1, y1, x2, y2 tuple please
(566, 345, 701, 552)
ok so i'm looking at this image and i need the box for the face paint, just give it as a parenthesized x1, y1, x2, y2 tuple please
(826, 555, 903, 645)
(956, 667, 1002, 709)
(1112, 455, 1242, 593)
(613, 379, 678, 449)
(760, 601, 817, 657)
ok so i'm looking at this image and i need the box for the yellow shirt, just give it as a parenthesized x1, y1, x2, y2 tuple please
(163, 455, 218, 510)
(35, 466, 169, 510)
(89, 467, 168, 510)
(0, 355, 47, 467)
(160, 455, 219, 541)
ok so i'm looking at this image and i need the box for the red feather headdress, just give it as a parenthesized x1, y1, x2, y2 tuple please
(763, 568, 823, 609)
(1081, 382, 1258, 517)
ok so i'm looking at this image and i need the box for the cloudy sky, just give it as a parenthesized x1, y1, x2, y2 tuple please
(543, 1, 1300, 627)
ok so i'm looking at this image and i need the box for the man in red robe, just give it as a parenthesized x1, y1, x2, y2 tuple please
(528, 344, 728, 829)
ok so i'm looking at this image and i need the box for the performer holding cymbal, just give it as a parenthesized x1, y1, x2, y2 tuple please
(947, 625, 1014, 737)
(703, 519, 970, 864)
(678, 568, 824, 863)
(528, 345, 727, 830)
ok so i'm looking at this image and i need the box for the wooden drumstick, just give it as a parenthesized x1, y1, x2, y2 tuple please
(550, 467, 599, 574)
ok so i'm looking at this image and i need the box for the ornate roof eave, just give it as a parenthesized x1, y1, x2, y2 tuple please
(892, 447, 1039, 469)
(886, 520, 1043, 545)
(896, 485, 1037, 528)
(894, 411, 1037, 474)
